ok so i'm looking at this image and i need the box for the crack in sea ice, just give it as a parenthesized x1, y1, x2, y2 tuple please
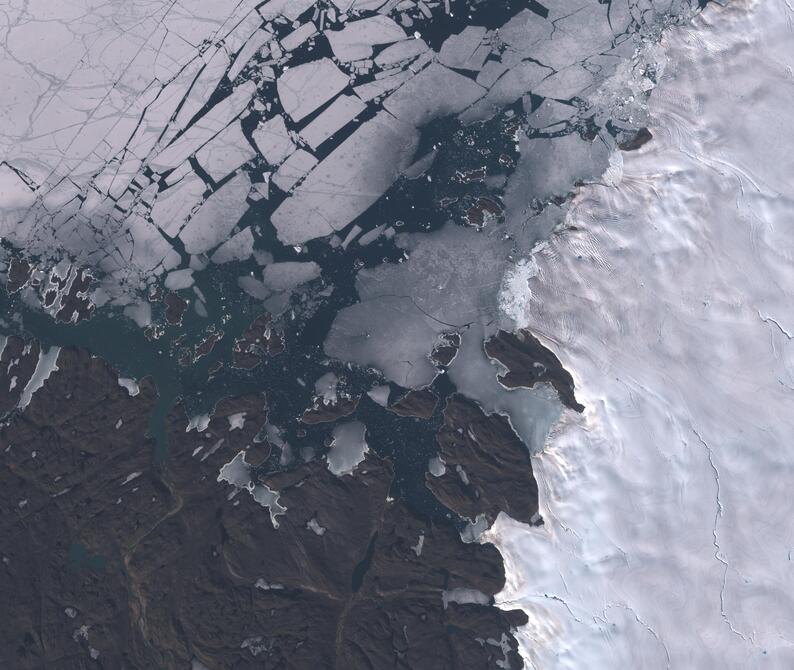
(758, 311, 794, 340)
(691, 426, 758, 646)
(501, 594, 585, 626)
(599, 602, 671, 669)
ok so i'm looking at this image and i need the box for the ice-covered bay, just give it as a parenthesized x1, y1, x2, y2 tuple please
(485, 2, 794, 668)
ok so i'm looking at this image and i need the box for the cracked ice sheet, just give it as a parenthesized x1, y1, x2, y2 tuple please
(0, 0, 262, 180)
(484, 4, 794, 668)
(325, 222, 515, 387)
(271, 111, 419, 244)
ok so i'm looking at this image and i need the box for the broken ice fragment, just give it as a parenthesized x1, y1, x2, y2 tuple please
(252, 116, 296, 165)
(261, 261, 321, 292)
(271, 149, 318, 192)
(210, 228, 255, 264)
(281, 22, 317, 51)
(374, 38, 429, 68)
(299, 95, 367, 150)
(326, 16, 407, 62)
(164, 269, 195, 291)
(195, 122, 256, 183)
(276, 58, 349, 123)
(179, 172, 252, 255)
(438, 26, 489, 71)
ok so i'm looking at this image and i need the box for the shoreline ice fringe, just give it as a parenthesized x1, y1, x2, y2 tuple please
(485, 1, 794, 668)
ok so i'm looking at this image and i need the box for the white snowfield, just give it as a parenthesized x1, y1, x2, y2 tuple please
(486, 1, 794, 668)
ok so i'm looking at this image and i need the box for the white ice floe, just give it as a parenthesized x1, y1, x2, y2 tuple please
(276, 58, 349, 123)
(261, 261, 321, 292)
(299, 95, 367, 150)
(315, 372, 340, 404)
(486, 3, 794, 668)
(179, 172, 251, 254)
(270, 111, 419, 244)
(252, 115, 296, 166)
(326, 15, 407, 62)
(164, 269, 195, 291)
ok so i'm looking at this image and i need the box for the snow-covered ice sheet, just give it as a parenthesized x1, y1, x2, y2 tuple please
(485, 2, 794, 668)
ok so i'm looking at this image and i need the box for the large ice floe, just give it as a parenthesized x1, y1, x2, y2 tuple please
(1, 0, 700, 319)
(485, 2, 794, 667)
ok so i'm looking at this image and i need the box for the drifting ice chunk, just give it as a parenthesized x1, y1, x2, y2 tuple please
(238, 276, 271, 300)
(315, 372, 339, 403)
(327, 421, 369, 476)
(270, 112, 419, 244)
(271, 150, 318, 192)
(367, 384, 390, 407)
(358, 224, 386, 246)
(164, 268, 194, 290)
(211, 228, 255, 264)
(281, 22, 317, 51)
(123, 302, 152, 327)
(374, 38, 429, 68)
(299, 95, 366, 150)
(179, 172, 251, 254)
(277, 58, 350, 123)
(228, 28, 273, 81)
(438, 26, 489, 71)
(261, 261, 321, 291)
(326, 16, 407, 62)
(383, 63, 486, 127)
(252, 116, 295, 165)
(354, 68, 414, 102)
(195, 122, 256, 182)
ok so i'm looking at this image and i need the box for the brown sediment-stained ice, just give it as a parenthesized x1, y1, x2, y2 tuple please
(484, 328, 585, 413)
(0, 340, 528, 669)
